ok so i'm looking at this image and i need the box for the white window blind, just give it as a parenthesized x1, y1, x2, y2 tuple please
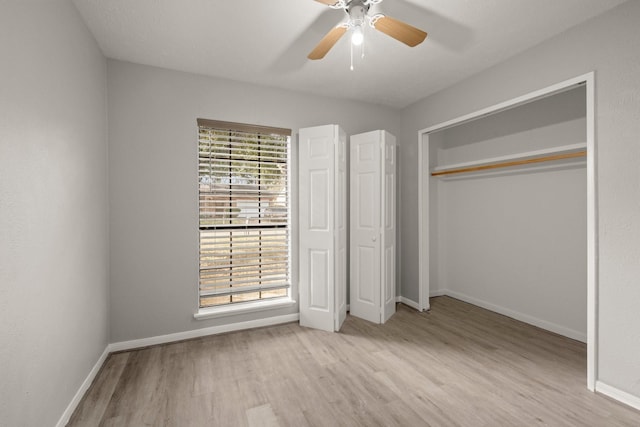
(197, 119, 292, 308)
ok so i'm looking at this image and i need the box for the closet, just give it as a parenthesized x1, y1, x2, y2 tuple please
(423, 84, 588, 342)
(350, 130, 397, 324)
(298, 125, 347, 332)
(299, 127, 398, 330)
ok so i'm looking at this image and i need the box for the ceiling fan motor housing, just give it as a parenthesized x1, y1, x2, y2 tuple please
(347, 0, 369, 28)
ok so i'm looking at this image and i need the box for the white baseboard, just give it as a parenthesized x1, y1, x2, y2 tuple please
(396, 296, 421, 311)
(58, 314, 299, 424)
(442, 289, 587, 343)
(596, 381, 640, 411)
(429, 290, 447, 297)
(108, 313, 300, 353)
(55, 346, 110, 427)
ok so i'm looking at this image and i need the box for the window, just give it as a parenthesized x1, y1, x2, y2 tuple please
(197, 119, 292, 309)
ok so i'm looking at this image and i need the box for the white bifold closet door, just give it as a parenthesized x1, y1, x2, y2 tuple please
(350, 130, 397, 324)
(299, 125, 347, 332)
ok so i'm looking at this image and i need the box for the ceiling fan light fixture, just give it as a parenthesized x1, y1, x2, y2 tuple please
(351, 25, 364, 46)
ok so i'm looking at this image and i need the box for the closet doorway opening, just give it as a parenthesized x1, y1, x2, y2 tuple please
(417, 73, 596, 391)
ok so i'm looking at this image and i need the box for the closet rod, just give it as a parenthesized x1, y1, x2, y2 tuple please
(431, 150, 587, 177)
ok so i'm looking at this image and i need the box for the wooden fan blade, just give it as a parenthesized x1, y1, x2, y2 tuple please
(308, 26, 347, 60)
(314, 0, 340, 6)
(372, 16, 427, 47)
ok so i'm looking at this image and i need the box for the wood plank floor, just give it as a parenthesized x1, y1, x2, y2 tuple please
(68, 297, 640, 426)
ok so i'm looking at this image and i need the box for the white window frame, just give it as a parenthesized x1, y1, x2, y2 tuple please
(195, 119, 296, 319)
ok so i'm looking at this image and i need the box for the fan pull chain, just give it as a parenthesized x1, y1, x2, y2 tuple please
(350, 41, 354, 71)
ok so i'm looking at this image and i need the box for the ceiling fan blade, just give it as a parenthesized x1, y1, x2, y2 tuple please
(372, 15, 427, 47)
(308, 25, 348, 60)
(314, 0, 341, 6)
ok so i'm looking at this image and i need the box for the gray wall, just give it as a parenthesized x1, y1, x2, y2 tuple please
(400, 0, 640, 399)
(0, 1, 109, 426)
(107, 60, 401, 342)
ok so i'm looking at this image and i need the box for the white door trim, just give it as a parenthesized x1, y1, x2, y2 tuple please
(417, 72, 597, 391)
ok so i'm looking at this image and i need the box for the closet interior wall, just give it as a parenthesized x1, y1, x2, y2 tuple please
(429, 86, 588, 341)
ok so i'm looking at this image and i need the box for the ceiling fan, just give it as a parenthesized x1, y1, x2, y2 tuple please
(308, 0, 428, 60)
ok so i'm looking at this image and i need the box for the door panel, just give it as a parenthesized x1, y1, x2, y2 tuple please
(357, 173, 376, 228)
(335, 128, 347, 331)
(309, 250, 329, 309)
(309, 170, 329, 230)
(299, 126, 336, 332)
(382, 135, 397, 322)
(384, 245, 395, 318)
(350, 131, 381, 324)
(356, 246, 376, 302)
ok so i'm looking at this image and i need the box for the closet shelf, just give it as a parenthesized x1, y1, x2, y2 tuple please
(431, 142, 587, 177)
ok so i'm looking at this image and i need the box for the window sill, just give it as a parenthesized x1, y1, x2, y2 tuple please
(194, 298, 297, 321)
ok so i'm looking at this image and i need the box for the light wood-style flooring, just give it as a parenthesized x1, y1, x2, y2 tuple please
(68, 296, 640, 426)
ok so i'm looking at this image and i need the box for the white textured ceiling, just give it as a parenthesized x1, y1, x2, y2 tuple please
(73, 0, 626, 109)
